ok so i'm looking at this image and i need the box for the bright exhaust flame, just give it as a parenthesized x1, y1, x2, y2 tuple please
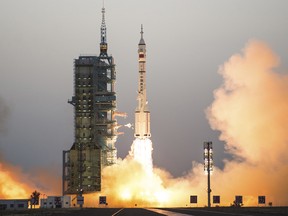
(129, 138, 153, 173)
(97, 156, 171, 207)
(116, 137, 170, 205)
(0, 163, 33, 198)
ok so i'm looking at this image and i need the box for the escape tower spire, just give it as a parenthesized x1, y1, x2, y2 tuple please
(100, 4, 107, 55)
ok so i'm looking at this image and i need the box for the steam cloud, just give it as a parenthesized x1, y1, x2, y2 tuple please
(206, 40, 288, 206)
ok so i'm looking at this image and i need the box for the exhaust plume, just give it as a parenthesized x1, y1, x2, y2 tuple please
(206, 40, 288, 205)
(0, 163, 34, 198)
(81, 40, 288, 207)
(0, 162, 61, 199)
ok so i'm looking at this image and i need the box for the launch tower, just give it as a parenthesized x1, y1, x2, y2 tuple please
(63, 6, 118, 195)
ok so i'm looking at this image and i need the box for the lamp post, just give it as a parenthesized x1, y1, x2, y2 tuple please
(204, 141, 213, 208)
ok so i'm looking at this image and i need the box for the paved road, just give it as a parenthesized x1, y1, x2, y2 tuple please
(158, 207, 288, 216)
(68, 207, 288, 216)
(113, 208, 164, 216)
(2, 207, 287, 216)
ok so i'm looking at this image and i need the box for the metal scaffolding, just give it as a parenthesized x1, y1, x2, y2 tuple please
(63, 6, 118, 196)
(63, 54, 118, 195)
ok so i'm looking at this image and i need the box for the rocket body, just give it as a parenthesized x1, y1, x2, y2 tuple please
(134, 27, 151, 139)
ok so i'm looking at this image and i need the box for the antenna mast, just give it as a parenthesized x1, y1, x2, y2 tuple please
(100, 2, 107, 55)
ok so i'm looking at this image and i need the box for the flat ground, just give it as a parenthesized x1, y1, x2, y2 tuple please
(0, 207, 287, 216)
(161, 207, 288, 216)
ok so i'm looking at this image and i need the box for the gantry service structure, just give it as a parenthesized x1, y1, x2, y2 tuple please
(63, 6, 118, 195)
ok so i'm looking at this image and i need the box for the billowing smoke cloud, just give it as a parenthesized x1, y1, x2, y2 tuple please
(80, 41, 288, 207)
(0, 162, 34, 198)
(85, 158, 213, 207)
(0, 96, 60, 199)
(0, 163, 61, 199)
(206, 40, 288, 206)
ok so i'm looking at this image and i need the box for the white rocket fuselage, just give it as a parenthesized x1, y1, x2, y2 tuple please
(134, 27, 151, 139)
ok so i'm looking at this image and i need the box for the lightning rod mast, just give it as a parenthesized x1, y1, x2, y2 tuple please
(204, 141, 213, 207)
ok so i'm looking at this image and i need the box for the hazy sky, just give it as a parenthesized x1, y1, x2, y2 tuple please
(0, 0, 287, 178)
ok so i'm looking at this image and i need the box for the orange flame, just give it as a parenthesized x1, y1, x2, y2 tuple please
(0, 162, 61, 200)
(0, 163, 33, 199)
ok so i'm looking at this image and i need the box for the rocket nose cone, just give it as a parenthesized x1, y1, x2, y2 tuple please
(139, 38, 145, 45)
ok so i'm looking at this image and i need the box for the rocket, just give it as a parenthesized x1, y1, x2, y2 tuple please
(134, 25, 151, 139)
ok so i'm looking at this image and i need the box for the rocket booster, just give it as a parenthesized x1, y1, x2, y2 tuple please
(134, 25, 151, 139)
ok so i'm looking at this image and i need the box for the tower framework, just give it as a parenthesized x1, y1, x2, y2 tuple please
(63, 6, 117, 195)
